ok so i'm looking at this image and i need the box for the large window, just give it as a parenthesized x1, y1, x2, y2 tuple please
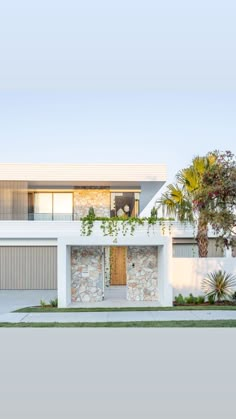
(33, 193, 73, 220)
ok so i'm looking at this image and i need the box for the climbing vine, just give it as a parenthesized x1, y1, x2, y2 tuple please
(80, 214, 173, 240)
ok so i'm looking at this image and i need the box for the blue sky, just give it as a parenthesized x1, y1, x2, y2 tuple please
(0, 0, 235, 182)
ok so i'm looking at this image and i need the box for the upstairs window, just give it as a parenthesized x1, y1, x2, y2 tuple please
(33, 193, 73, 221)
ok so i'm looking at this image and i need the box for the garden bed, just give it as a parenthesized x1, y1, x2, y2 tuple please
(173, 301, 236, 307)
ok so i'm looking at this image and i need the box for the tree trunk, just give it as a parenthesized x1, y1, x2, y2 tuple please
(196, 215, 208, 257)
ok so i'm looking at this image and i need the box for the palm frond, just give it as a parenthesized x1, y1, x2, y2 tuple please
(157, 152, 218, 227)
(157, 183, 193, 222)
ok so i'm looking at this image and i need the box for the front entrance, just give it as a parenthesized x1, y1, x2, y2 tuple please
(110, 247, 127, 285)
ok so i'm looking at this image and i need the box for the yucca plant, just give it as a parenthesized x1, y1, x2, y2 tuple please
(202, 270, 236, 302)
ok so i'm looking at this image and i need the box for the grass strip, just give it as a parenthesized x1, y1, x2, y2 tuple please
(1, 320, 236, 327)
(14, 305, 236, 313)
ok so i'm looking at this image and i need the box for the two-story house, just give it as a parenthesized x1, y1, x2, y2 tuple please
(0, 164, 174, 307)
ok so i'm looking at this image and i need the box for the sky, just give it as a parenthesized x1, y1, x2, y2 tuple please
(0, 0, 235, 183)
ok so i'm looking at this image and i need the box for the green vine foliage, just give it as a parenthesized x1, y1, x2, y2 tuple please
(80, 215, 173, 241)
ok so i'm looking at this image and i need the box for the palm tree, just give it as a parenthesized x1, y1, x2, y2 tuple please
(158, 154, 216, 257)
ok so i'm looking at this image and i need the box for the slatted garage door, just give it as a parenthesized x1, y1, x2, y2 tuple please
(0, 246, 57, 289)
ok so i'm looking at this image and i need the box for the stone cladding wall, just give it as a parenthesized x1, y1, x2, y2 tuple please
(104, 247, 111, 287)
(127, 246, 158, 301)
(73, 189, 110, 219)
(71, 246, 104, 302)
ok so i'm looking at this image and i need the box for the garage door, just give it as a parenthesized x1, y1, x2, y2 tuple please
(0, 246, 57, 289)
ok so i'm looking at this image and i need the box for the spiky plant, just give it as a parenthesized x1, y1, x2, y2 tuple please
(201, 270, 236, 302)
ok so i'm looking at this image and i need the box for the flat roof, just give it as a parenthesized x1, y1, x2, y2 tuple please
(0, 163, 167, 182)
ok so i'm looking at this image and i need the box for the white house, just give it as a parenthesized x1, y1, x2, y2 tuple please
(0, 163, 235, 307)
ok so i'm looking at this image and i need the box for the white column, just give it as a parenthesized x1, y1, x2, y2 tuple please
(57, 240, 71, 308)
(158, 238, 173, 306)
(225, 247, 232, 258)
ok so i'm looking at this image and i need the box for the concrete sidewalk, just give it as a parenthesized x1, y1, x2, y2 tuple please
(1, 310, 236, 323)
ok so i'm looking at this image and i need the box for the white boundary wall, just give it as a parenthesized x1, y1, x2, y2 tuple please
(172, 258, 236, 297)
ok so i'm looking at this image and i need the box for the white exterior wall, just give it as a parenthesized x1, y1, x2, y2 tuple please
(57, 241, 71, 307)
(0, 239, 56, 246)
(172, 258, 236, 297)
(139, 182, 165, 214)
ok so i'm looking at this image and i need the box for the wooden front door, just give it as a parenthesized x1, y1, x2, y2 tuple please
(110, 247, 127, 285)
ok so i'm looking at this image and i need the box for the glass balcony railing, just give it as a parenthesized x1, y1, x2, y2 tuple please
(28, 213, 74, 221)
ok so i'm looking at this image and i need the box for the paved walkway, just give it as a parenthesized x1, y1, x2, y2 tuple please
(1, 310, 236, 323)
(0, 290, 57, 314)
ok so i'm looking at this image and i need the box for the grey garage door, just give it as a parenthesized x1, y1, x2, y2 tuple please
(0, 246, 57, 289)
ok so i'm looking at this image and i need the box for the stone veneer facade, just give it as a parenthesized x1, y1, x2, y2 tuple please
(104, 247, 111, 287)
(127, 246, 158, 301)
(73, 189, 110, 219)
(71, 246, 104, 302)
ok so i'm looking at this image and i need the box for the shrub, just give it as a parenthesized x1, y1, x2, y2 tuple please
(185, 293, 197, 304)
(49, 298, 58, 307)
(208, 295, 215, 305)
(197, 295, 205, 304)
(40, 299, 47, 307)
(174, 294, 185, 305)
(202, 270, 236, 302)
(174, 293, 205, 305)
(150, 207, 158, 219)
(88, 207, 96, 218)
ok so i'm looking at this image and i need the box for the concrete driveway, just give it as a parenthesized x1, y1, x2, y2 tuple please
(0, 290, 57, 314)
